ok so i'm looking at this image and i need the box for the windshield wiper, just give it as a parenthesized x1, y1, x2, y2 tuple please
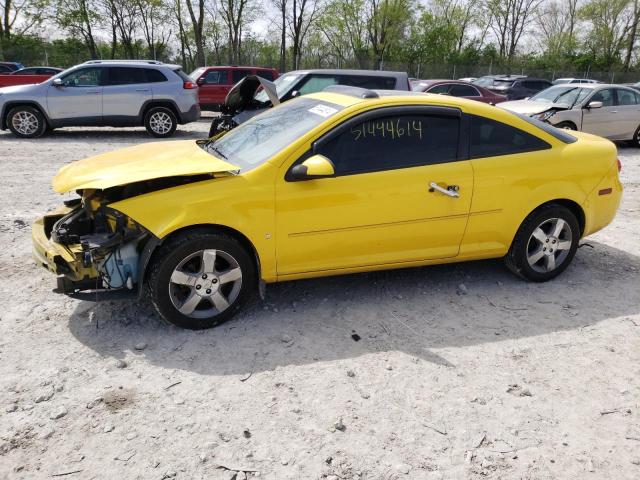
(209, 145, 229, 161)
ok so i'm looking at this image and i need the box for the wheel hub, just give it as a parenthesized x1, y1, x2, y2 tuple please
(194, 275, 220, 296)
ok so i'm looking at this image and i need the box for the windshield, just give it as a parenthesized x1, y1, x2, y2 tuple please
(189, 67, 206, 80)
(204, 97, 344, 171)
(473, 77, 494, 87)
(530, 85, 589, 107)
(254, 72, 303, 102)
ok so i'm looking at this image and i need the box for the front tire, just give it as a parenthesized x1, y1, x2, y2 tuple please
(505, 205, 580, 282)
(555, 121, 577, 131)
(144, 107, 177, 138)
(7, 106, 47, 138)
(630, 125, 640, 148)
(148, 231, 256, 329)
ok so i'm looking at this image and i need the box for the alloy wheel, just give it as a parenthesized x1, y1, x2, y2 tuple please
(526, 218, 573, 273)
(149, 112, 173, 135)
(168, 249, 242, 318)
(11, 111, 39, 136)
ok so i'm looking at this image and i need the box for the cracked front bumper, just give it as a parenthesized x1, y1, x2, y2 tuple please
(32, 208, 96, 284)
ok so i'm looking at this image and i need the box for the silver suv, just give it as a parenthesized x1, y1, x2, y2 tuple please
(0, 60, 200, 138)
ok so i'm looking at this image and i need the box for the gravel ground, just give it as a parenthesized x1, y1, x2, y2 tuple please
(0, 118, 639, 480)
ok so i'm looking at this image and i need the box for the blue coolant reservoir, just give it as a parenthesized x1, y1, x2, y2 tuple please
(101, 241, 139, 289)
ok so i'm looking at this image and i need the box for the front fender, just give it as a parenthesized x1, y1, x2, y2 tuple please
(108, 170, 277, 281)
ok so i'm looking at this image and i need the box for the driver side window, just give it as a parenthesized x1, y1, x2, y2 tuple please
(62, 68, 103, 87)
(316, 112, 460, 176)
(590, 89, 615, 107)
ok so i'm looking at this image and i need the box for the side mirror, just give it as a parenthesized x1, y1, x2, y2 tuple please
(52, 78, 63, 87)
(196, 77, 205, 85)
(290, 90, 300, 98)
(586, 100, 603, 109)
(290, 155, 335, 181)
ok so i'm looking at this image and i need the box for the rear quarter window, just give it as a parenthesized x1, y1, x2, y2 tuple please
(469, 114, 551, 159)
(145, 69, 167, 83)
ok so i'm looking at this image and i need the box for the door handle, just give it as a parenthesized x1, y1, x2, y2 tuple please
(429, 182, 460, 198)
(85, 90, 100, 94)
(136, 88, 150, 92)
(610, 110, 618, 113)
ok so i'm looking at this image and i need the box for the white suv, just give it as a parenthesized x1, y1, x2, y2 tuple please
(0, 60, 200, 138)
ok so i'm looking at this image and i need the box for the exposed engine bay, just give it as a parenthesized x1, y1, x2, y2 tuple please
(44, 174, 214, 296)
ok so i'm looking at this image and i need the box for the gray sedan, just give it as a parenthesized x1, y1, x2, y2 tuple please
(499, 84, 640, 147)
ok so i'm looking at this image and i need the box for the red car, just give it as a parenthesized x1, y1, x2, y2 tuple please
(189, 66, 279, 110)
(411, 79, 506, 105)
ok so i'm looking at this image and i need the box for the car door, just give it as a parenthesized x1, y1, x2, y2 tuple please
(46, 66, 104, 124)
(198, 68, 230, 105)
(581, 88, 618, 138)
(612, 88, 640, 140)
(101, 67, 152, 121)
(275, 106, 474, 276)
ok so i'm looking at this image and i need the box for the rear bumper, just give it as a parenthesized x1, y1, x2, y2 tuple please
(180, 103, 201, 124)
(583, 162, 623, 236)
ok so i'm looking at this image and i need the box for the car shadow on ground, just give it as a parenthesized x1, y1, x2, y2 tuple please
(67, 240, 640, 376)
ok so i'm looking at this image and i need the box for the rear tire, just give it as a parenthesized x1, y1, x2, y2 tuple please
(505, 204, 580, 282)
(7, 106, 47, 138)
(148, 231, 256, 329)
(144, 106, 177, 138)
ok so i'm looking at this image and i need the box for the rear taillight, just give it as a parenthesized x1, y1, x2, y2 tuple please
(617, 158, 622, 172)
(183, 81, 198, 89)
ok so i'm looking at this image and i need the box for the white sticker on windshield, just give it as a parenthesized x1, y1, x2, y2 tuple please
(308, 105, 338, 117)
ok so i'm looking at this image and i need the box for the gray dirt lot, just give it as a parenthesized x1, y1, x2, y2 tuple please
(0, 118, 639, 480)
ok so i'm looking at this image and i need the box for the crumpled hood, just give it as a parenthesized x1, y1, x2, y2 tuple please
(53, 140, 239, 193)
(499, 99, 569, 115)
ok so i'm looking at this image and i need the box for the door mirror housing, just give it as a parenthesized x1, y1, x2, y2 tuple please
(289, 155, 335, 181)
(196, 77, 205, 85)
(52, 78, 63, 87)
(290, 90, 300, 99)
(586, 100, 603, 109)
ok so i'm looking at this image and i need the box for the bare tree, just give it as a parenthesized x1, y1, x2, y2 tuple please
(535, 0, 579, 57)
(272, 0, 287, 71)
(219, 0, 253, 64)
(624, 0, 640, 70)
(54, 0, 100, 58)
(485, 0, 544, 61)
(185, 0, 206, 66)
(288, 0, 321, 69)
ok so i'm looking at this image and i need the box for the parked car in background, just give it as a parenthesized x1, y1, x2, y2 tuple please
(33, 87, 622, 329)
(499, 84, 640, 146)
(0, 60, 200, 138)
(411, 79, 506, 104)
(189, 66, 279, 110)
(11, 67, 63, 75)
(552, 78, 600, 85)
(0, 61, 24, 74)
(208, 68, 411, 136)
(474, 75, 552, 100)
(628, 82, 640, 93)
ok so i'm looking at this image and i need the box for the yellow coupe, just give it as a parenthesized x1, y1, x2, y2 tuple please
(32, 87, 622, 329)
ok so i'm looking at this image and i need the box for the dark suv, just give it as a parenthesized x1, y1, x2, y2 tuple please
(209, 68, 410, 136)
(473, 75, 552, 100)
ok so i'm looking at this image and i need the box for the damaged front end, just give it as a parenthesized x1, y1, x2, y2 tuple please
(33, 190, 152, 300)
